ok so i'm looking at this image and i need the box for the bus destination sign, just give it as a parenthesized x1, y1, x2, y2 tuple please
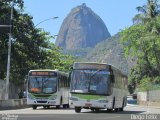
(30, 71, 57, 76)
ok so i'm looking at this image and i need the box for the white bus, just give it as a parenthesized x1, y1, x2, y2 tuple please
(26, 69, 70, 109)
(70, 62, 128, 113)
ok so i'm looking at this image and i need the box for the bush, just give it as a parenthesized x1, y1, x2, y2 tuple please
(138, 77, 152, 91)
(138, 77, 160, 91)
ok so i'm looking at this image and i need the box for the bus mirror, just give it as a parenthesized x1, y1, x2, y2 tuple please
(111, 75, 115, 83)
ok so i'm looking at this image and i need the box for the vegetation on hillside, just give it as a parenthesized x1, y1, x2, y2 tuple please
(0, 0, 75, 86)
(85, 34, 129, 75)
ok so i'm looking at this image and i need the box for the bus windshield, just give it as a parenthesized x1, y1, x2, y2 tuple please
(28, 76, 57, 94)
(70, 69, 111, 95)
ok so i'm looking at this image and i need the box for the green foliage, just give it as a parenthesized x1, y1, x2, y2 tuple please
(120, 25, 146, 57)
(138, 77, 153, 91)
(0, 0, 75, 86)
(120, 0, 160, 91)
(46, 45, 75, 72)
(128, 84, 135, 94)
(138, 77, 160, 91)
(153, 76, 160, 84)
(120, 0, 160, 92)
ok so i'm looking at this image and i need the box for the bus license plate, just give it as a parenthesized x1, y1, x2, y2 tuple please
(85, 103, 92, 107)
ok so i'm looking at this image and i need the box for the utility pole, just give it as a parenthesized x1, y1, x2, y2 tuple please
(5, 1, 14, 100)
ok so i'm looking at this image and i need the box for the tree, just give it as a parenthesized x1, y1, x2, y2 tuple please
(120, 0, 160, 90)
(0, 0, 75, 87)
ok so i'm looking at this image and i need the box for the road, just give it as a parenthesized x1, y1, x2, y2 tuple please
(0, 104, 160, 120)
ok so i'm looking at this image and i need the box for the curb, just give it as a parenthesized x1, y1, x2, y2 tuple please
(127, 103, 160, 109)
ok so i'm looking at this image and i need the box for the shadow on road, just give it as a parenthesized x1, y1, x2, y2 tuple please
(82, 110, 145, 114)
(34, 106, 75, 111)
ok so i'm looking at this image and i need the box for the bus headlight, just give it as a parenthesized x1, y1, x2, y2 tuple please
(98, 100, 108, 103)
(49, 95, 57, 100)
(28, 93, 35, 100)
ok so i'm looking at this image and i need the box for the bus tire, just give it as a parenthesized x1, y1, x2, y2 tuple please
(75, 107, 81, 113)
(43, 105, 50, 109)
(32, 105, 37, 110)
(63, 104, 69, 108)
(66, 104, 70, 108)
(119, 107, 124, 111)
(114, 108, 119, 112)
(91, 108, 95, 111)
(56, 105, 60, 109)
(91, 108, 99, 112)
(95, 108, 100, 112)
(43, 106, 47, 109)
(47, 105, 50, 109)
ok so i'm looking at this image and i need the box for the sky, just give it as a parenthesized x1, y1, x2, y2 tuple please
(24, 0, 146, 42)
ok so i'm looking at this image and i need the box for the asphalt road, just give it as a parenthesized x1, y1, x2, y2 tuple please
(0, 104, 160, 120)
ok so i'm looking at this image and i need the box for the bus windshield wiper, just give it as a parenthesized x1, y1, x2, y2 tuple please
(91, 69, 103, 78)
(88, 69, 103, 93)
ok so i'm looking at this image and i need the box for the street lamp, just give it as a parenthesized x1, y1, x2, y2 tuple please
(34, 17, 58, 43)
(35, 17, 58, 27)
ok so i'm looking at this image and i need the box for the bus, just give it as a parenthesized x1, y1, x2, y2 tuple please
(26, 69, 70, 109)
(70, 62, 128, 113)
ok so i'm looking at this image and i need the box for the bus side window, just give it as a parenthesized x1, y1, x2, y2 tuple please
(68, 77, 70, 88)
(60, 76, 64, 87)
(58, 76, 60, 90)
(61, 76, 64, 87)
(63, 76, 66, 87)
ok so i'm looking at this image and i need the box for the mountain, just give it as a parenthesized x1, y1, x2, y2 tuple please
(55, 3, 111, 50)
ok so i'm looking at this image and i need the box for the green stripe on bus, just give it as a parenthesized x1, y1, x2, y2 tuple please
(30, 93, 54, 98)
(71, 93, 106, 100)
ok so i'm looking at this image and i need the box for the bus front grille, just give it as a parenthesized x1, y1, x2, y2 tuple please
(37, 101, 47, 103)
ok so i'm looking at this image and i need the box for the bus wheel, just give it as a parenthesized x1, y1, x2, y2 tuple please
(94, 108, 99, 112)
(63, 104, 69, 108)
(56, 105, 60, 109)
(32, 105, 37, 110)
(75, 107, 81, 113)
(63, 104, 66, 108)
(91, 108, 95, 111)
(43, 106, 47, 109)
(107, 108, 113, 112)
(47, 105, 50, 109)
(114, 108, 119, 112)
(119, 107, 124, 111)
(65, 104, 70, 108)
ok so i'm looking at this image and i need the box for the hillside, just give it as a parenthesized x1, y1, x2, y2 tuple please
(85, 34, 131, 75)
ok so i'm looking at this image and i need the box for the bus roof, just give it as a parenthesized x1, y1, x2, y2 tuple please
(28, 69, 68, 76)
(29, 69, 58, 72)
(73, 62, 128, 77)
(73, 62, 110, 70)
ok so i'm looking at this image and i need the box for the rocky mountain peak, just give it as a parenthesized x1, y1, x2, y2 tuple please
(55, 3, 111, 50)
